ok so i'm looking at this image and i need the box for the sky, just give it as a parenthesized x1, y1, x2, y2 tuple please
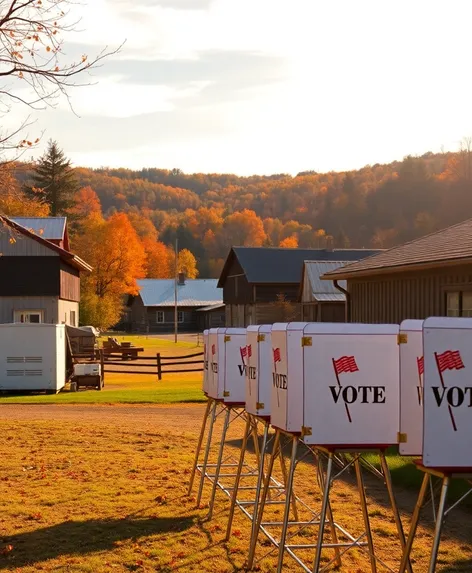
(4, 0, 472, 175)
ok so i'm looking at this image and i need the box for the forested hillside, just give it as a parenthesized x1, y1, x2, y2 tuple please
(8, 143, 472, 280)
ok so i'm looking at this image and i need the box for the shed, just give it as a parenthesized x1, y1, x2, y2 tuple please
(127, 275, 223, 333)
(218, 247, 382, 327)
(300, 261, 350, 322)
(321, 218, 472, 323)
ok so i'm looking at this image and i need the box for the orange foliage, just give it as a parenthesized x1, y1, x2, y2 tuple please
(68, 186, 101, 218)
(221, 209, 266, 247)
(279, 235, 298, 248)
(142, 238, 171, 278)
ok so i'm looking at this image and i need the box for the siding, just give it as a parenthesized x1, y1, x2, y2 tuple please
(60, 262, 80, 302)
(348, 264, 472, 323)
(255, 284, 300, 303)
(225, 302, 302, 327)
(57, 300, 79, 326)
(0, 257, 60, 296)
(0, 227, 58, 257)
(222, 258, 253, 304)
(0, 296, 60, 324)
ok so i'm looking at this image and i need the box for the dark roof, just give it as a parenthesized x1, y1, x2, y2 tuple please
(0, 216, 91, 273)
(322, 218, 472, 280)
(218, 247, 382, 286)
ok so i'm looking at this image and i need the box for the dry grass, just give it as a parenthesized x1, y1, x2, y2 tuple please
(0, 405, 472, 572)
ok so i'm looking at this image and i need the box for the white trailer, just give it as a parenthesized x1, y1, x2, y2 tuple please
(0, 323, 66, 393)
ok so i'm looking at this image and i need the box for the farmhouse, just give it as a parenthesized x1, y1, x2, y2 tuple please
(300, 261, 352, 322)
(10, 217, 70, 250)
(218, 247, 381, 327)
(0, 215, 91, 325)
(127, 274, 224, 333)
(322, 218, 472, 323)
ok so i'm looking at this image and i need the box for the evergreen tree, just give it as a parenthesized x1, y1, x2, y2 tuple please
(26, 140, 78, 216)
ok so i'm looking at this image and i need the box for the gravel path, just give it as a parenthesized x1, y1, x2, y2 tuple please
(0, 403, 206, 430)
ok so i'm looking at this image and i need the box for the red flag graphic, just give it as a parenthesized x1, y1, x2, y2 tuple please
(417, 356, 424, 376)
(240, 346, 247, 358)
(436, 350, 464, 373)
(333, 356, 359, 375)
(273, 348, 281, 364)
(247, 344, 252, 358)
(211, 344, 216, 356)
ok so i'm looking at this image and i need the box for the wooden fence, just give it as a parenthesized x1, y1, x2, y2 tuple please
(156, 351, 204, 381)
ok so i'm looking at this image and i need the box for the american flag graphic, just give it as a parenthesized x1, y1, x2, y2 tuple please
(240, 346, 247, 358)
(211, 344, 216, 356)
(273, 348, 281, 364)
(417, 356, 424, 376)
(333, 356, 359, 375)
(247, 344, 252, 358)
(436, 350, 465, 373)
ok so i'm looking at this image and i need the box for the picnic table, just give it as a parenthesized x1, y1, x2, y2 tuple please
(102, 337, 144, 361)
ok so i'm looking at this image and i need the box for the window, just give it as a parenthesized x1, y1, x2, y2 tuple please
(178, 311, 184, 323)
(156, 311, 165, 323)
(70, 311, 76, 327)
(14, 310, 43, 323)
(446, 291, 472, 317)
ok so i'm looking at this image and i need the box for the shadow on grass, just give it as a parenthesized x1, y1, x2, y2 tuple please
(440, 560, 472, 572)
(0, 515, 196, 569)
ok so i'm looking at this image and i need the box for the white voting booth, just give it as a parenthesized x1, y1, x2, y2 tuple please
(423, 317, 472, 468)
(202, 329, 209, 395)
(301, 323, 400, 447)
(399, 320, 424, 456)
(270, 322, 308, 433)
(245, 325, 272, 417)
(206, 327, 247, 404)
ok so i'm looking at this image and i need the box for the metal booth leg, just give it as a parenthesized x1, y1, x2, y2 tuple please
(313, 451, 334, 573)
(249, 421, 270, 546)
(207, 405, 232, 519)
(188, 398, 212, 495)
(276, 435, 299, 573)
(428, 476, 450, 573)
(247, 429, 281, 570)
(316, 452, 342, 569)
(354, 456, 377, 573)
(379, 452, 413, 573)
(278, 438, 300, 523)
(196, 399, 218, 507)
(225, 414, 252, 540)
(398, 472, 429, 573)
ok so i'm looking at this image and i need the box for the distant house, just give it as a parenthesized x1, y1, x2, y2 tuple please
(0, 216, 91, 325)
(300, 261, 352, 322)
(127, 274, 224, 333)
(321, 218, 472, 323)
(218, 247, 382, 327)
(10, 217, 70, 250)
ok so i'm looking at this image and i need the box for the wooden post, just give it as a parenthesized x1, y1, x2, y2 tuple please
(157, 353, 162, 381)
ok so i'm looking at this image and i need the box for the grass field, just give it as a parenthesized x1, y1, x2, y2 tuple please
(0, 336, 206, 405)
(0, 408, 471, 572)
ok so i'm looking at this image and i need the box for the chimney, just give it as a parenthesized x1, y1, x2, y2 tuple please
(178, 272, 185, 285)
(326, 235, 334, 252)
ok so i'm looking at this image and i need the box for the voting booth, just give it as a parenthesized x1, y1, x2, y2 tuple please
(422, 317, 472, 468)
(245, 325, 272, 417)
(270, 322, 308, 433)
(399, 320, 424, 456)
(202, 329, 209, 395)
(301, 323, 400, 447)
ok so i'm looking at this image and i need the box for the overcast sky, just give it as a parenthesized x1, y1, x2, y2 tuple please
(7, 0, 472, 175)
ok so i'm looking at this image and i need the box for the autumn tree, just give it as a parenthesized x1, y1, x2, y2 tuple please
(0, 163, 49, 216)
(25, 140, 78, 215)
(143, 238, 171, 278)
(220, 209, 266, 247)
(68, 186, 101, 219)
(74, 213, 146, 330)
(167, 247, 199, 279)
(0, 0, 120, 157)
(279, 235, 298, 248)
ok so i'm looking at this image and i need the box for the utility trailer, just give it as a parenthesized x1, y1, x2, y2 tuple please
(0, 323, 67, 394)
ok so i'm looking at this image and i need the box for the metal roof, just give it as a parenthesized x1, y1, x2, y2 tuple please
(322, 218, 472, 280)
(10, 217, 67, 240)
(137, 279, 223, 307)
(304, 261, 349, 302)
(196, 303, 225, 312)
(218, 247, 383, 286)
